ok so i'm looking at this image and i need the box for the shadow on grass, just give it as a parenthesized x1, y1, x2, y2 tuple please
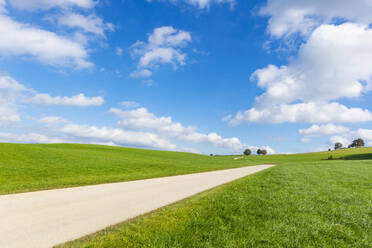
(321, 153, 372, 161)
(342, 153, 372, 160)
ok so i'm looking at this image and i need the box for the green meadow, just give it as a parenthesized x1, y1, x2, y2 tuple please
(0, 143, 371, 195)
(1, 143, 371, 247)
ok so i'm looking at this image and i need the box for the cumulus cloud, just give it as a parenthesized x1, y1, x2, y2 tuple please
(0, 132, 67, 144)
(39, 116, 68, 124)
(54, 12, 114, 37)
(229, 23, 372, 125)
(0, 75, 27, 125)
(0, 106, 20, 126)
(0, 14, 92, 68)
(253, 23, 372, 106)
(130, 26, 192, 78)
(29, 93, 104, 106)
(0, 0, 5, 13)
(8, 0, 96, 11)
(329, 128, 372, 148)
(147, 0, 235, 9)
(110, 107, 196, 136)
(0, 74, 104, 129)
(299, 124, 350, 137)
(110, 107, 275, 153)
(229, 102, 372, 125)
(60, 124, 177, 150)
(261, 0, 372, 38)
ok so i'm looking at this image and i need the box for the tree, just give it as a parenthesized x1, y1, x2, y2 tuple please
(257, 149, 262, 155)
(261, 149, 268, 155)
(244, 149, 252, 156)
(349, 138, 365, 148)
(334, 142, 343, 150)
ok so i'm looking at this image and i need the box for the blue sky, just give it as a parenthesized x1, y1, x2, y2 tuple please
(1, 0, 372, 154)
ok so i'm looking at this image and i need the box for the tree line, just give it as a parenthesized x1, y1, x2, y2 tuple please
(243, 148, 267, 156)
(334, 138, 365, 150)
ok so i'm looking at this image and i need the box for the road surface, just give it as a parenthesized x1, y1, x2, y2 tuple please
(0, 164, 275, 248)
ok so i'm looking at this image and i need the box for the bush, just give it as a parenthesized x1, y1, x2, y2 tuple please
(243, 149, 251, 156)
(334, 142, 343, 150)
(349, 138, 365, 148)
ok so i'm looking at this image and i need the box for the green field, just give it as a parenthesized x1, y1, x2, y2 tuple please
(1, 143, 371, 195)
(50, 146, 371, 248)
(1, 143, 371, 247)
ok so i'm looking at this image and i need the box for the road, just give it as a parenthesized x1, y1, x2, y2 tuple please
(0, 164, 275, 248)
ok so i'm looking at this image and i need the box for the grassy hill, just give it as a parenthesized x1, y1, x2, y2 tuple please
(1, 143, 372, 195)
(49, 145, 371, 248)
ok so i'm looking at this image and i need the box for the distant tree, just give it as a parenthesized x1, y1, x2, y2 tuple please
(261, 149, 268, 155)
(210, 154, 214, 156)
(244, 149, 252, 156)
(349, 138, 365, 148)
(334, 142, 343, 150)
(257, 149, 262, 155)
(328, 149, 331, 152)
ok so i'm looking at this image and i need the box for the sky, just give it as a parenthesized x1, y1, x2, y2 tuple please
(1, 0, 372, 155)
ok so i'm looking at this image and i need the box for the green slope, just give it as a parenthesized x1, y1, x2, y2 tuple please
(58, 148, 372, 248)
(1, 143, 371, 195)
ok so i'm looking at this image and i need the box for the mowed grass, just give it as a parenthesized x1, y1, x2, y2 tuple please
(0, 143, 253, 195)
(57, 149, 372, 248)
(1, 143, 371, 195)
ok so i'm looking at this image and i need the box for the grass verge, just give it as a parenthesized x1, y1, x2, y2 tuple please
(58, 159, 372, 248)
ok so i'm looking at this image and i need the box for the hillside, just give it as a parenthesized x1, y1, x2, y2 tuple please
(0, 143, 371, 195)
(57, 146, 372, 248)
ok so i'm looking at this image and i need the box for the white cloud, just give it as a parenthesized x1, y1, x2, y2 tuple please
(55, 12, 114, 37)
(0, 132, 67, 144)
(0, 0, 5, 13)
(130, 26, 192, 77)
(110, 107, 275, 153)
(261, 0, 372, 38)
(29, 93, 104, 106)
(0, 75, 27, 126)
(8, 0, 96, 11)
(60, 124, 177, 150)
(0, 74, 27, 91)
(253, 23, 372, 106)
(119, 101, 140, 108)
(147, 0, 235, 9)
(329, 128, 372, 147)
(39, 116, 68, 124)
(0, 14, 92, 68)
(116, 47, 123, 56)
(0, 106, 20, 126)
(230, 23, 372, 125)
(229, 102, 372, 125)
(299, 124, 350, 137)
(110, 107, 195, 136)
(129, 69, 152, 78)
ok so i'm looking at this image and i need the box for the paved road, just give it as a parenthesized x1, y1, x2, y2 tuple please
(0, 164, 275, 248)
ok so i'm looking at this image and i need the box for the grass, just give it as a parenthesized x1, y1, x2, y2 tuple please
(1, 143, 371, 247)
(54, 147, 372, 248)
(0, 142, 255, 195)
(0, 143, 371, 195)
